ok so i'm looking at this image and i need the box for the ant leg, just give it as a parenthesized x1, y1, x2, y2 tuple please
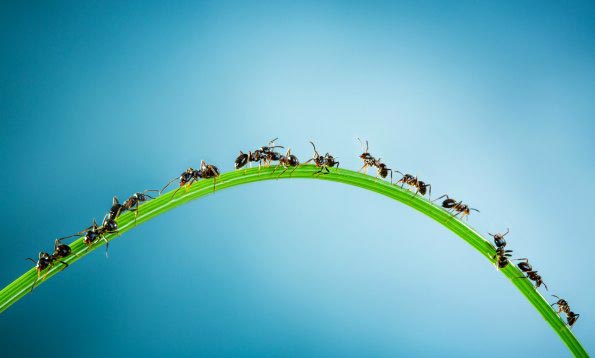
(271, 164, 280, 175)
(335, 162, 340, 172)
(102, 237, 110, 258)
(134, 203, 140, 226)
(58, 260, 69, 270)
(278, 166, 289, 177)
(324, 166, 330, 175)
(289, 165, 298, 176)
(358, 164, 367, 173)
(213, 177, 217, 192)
(432, 194, 448, 203)
(30, 272, 41, 292)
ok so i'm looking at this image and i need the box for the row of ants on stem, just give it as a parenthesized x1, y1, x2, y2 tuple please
(24, 137, 579, 329)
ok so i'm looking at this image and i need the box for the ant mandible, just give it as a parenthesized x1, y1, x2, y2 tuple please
(433, 194, 479, 220)
(271, 148, 300, 177)
(357, 139, 393, 182)
(515, 258, 548, 290)
(489, 229, 512, 269)
(304, 141, 339, 174)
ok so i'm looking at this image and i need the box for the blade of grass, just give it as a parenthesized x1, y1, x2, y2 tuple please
(0, 165, 587, 356)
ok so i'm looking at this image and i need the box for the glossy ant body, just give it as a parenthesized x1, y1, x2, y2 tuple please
(271, 148, 300, 176)
(433, 195, 479, 220)
(161, 160, 221, 198)
(235, 138, 284, 171)
(60, 218, 112, 257)
(357, 139, 393, 182)
(395, 172, 432, 198)
(515, 258, 548, 290)
(123, 190, 159, 224)
(489, 229, 512, 269)
(304, 141, 339, 174)
(108, 196, 124, 221)
(26, 239, 76, 291)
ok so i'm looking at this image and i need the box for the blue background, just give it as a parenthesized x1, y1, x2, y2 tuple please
(1, 1, 594, 356)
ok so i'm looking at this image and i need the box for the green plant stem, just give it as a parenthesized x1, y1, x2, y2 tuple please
(0, 165, 587, 356)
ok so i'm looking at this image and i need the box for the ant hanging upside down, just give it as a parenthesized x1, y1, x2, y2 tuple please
(161, 160, 220, 198)
(304, 141, 339, 174)
(357, 139, 393, 182)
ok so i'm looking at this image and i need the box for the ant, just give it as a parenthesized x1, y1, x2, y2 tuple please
(26, 239, 77, 292)
(515, 258, 548, 290)
(489, 229, 512, 269)
(123, 190, 160, 224)
(161, 160, 221, 198)
(551, 295, 571, 316)
(357, 139, 393, 182)
(26, 252, 54, 292)
(395, 172, 432, 199)
(304, 141, 339, 174)
(271, 148, 300, 177)
(235, 138, 284, 171)
(52, 238, 77, 264)
(60, 218, 111, 257)
(433, 195, 479, 220)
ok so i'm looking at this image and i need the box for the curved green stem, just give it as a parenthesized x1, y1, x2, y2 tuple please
(0, 165, 587, 356)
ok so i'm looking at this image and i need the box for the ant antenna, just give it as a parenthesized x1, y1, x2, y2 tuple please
(357, 138, 369, 152)
(309, 141, 319, 156)
(160, 177, 180, 194)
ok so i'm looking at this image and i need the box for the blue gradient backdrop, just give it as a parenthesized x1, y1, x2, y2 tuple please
(1, 1, 594, 357)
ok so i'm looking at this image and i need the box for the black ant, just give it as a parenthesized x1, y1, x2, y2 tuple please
(108, 196, 125, 220)
(235, 138, 284, 171)
(515, 258, 548, 290)
(123, 190, 160, 224)
(489, 229, 512, 269)
(26, 252, 54, 292)
(26, 239, 76, 292)
(395, 172, 432, 198)
(566, 311, 580, 329)
(271, 148, 300, 177)
(433, 195, 479, 220)
(357, 139, 392, 182)
(161, 160, 221, 198)
(60, 218, 111, 257)
(304, 141, 339, 174)
(551, 295, 571, 316)
(52, 238, 77, 264)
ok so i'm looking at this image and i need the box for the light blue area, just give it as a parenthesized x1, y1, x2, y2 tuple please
(0, 1, 593, 356)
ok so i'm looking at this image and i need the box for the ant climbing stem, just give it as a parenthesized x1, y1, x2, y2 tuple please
(123, 190, 160, 225)
(434, 194, 479, 221)
(394, 171, 432, 199)
(271, 148, 300, 177)
(357, 138, 393, 183)
(304, 141, 339, 175)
